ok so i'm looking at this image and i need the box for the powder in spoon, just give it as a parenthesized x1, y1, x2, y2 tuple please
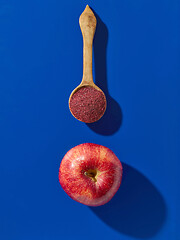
(69, 86, 106, 123)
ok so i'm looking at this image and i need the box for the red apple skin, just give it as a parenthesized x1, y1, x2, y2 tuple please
(59, 143, 123, 207)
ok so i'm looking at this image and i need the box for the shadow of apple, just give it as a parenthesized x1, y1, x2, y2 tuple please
(90, 163, 167, 238)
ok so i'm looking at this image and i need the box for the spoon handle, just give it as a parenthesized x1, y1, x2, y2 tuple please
(79, 5, 96, 85)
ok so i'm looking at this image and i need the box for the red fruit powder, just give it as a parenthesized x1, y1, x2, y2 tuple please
(69, 86, 106, 123)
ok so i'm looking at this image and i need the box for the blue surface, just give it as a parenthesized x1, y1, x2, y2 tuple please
(0, 0, 179, 239)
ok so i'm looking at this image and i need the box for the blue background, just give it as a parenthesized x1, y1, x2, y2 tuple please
(0, 0, 179, 239)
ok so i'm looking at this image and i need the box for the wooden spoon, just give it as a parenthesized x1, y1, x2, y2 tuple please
(69, 5, 107, 123)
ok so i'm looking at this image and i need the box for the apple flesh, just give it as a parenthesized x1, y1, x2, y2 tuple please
(59, 143, 123, 206)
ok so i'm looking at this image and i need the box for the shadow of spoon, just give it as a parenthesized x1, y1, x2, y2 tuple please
(86, 11, 123, 136)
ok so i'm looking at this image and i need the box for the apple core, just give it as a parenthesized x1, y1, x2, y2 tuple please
(84, 169, 98, 182)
